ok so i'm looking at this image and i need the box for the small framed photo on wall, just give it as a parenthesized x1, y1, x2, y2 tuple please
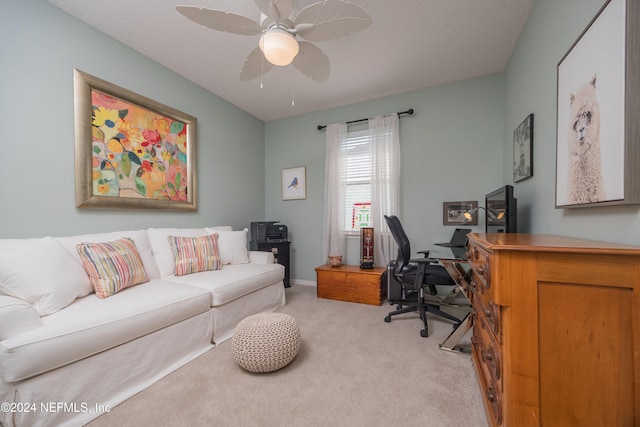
(443, 201, 477, 225)
(282, 166, 306, 200)
(513, 114, 533, 183)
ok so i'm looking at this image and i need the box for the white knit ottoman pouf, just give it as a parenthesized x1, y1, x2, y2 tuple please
(232, 313, 301, 373)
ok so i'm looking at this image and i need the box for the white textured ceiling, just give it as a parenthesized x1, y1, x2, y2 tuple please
(46, 0, 534, 122)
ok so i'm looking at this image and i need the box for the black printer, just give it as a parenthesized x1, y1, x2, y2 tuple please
(250, 221, 290, 287)
(250, 221, 288, 243)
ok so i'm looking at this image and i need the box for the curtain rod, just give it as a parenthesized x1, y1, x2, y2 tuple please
(316, 108, 414, 131)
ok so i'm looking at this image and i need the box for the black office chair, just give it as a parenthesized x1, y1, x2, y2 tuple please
(383, 215, 462, 337)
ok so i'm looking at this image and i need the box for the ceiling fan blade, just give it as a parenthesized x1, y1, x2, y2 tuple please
(254, 0, 294, 22)
(294, 0, 372, 42)
(176, 6, 261, 35)
(292, 41, 330, 83)
(240, 47, 274, 81)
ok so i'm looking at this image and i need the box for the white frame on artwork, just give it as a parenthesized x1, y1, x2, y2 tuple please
(282, 166, 306, 200)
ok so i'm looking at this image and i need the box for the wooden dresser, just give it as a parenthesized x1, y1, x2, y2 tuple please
(466, 233, 640, 427)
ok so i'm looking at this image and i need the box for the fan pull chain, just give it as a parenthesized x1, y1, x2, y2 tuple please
(260, 54, 264, 89)
(291, 65, 295, 107)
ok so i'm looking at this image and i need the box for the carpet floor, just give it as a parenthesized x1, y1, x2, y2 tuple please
(87, 284, 488, 427)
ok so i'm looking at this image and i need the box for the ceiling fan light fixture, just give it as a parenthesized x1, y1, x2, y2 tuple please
(259, 29, 299, 66)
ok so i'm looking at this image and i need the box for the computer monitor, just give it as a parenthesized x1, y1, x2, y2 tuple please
(485, 185, 517, 233)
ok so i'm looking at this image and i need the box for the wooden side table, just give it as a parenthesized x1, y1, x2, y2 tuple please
(315, 264, 386, 306)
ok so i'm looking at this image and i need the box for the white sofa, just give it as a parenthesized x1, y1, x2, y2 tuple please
(0, 226, 285, 427)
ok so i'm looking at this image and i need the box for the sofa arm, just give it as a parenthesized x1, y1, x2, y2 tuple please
(248, 251, 275, 265)
(0, 296, 42, 341)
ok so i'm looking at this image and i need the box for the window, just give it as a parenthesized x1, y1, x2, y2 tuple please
(344, 130, 371, 233)
(322, 115, 399, 266)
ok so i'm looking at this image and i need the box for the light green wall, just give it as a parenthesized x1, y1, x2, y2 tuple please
(267, 0, 640, 284)
(265, 75, 505, 282)
(0, 0, 266, 237)
(2, 0, 637, 282)
(503, 0, 640, 243)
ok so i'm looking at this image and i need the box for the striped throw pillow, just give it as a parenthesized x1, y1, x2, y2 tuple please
(77, 238, 149, 299)
(168, 234, 221, 276)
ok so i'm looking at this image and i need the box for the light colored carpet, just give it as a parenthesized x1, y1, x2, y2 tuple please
(87, 285, 488, 427)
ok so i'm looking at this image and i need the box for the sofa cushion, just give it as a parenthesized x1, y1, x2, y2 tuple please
(167, 262, 284, 307)
(0, 279, 211, 383)
(168, 234, 221, 276)
(0, 237, 43, 253)
(206, 228, 250, 265)
(0, 237, 89, 315)
(55, 230, 161, 293)
(148, 227, 231, 278)
(0, 296, 42, 340)
(77, 238, 150, 298)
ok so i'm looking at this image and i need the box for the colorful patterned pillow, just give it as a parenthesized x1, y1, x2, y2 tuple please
(168, 234, 221, 276)
(76, 238, 149, 299)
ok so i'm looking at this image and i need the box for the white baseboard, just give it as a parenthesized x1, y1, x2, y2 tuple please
(292, 279, 316, 287)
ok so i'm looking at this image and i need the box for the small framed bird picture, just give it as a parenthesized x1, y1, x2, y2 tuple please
(282, 166, 306, 200)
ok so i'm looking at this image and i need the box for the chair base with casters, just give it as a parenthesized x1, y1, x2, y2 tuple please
(383, 214, 463, 338)
(384, 259, 461, 337)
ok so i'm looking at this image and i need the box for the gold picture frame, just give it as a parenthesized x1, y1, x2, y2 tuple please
(74, 69, 197, 210)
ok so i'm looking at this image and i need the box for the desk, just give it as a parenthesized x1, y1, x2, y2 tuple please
(427, 245, 472, 353)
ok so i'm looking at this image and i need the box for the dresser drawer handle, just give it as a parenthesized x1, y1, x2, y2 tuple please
(483, 259, 491, 287)
(486, 386, 496, 403)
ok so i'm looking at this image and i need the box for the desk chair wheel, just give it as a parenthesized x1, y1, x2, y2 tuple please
(384, 315, 391, 323)
(420, 329, 428, 338)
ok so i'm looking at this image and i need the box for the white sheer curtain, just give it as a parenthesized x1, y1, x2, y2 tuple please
(321, 115, 400, 267)
(369, 114, 400, 267)
(321, 123, 348, 263)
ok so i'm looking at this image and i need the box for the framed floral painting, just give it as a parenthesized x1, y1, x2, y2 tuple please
(74, 69, 197, 210)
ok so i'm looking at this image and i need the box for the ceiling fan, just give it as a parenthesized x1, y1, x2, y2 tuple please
(176, 0, 372, 83)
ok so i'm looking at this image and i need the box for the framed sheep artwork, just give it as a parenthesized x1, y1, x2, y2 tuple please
(555, 0, 640, 208)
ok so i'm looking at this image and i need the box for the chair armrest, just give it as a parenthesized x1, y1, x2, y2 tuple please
(409, 257, 437, 264)
(0, 296, 42, 340)
(248, 250, 275, 264)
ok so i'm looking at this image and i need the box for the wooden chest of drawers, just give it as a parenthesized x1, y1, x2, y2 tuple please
(315, 264, 386, 305)
(467, 233, 640, 427)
